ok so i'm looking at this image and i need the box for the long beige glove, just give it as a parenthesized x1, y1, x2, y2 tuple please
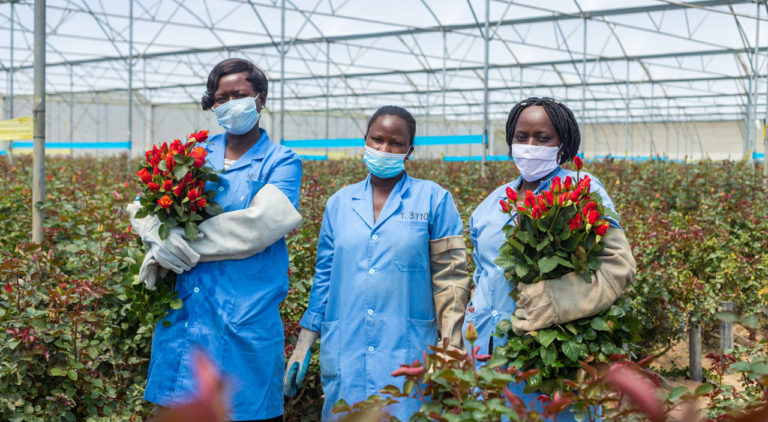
(194, 184, 302, 262)
(512, 227, 636, 333)
(430, 235, 471, 351)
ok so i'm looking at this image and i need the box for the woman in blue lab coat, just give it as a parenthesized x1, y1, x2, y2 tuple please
(283, 106, 471, 420)
(137, 58, 302, 422)
(464, 97, 636, 420)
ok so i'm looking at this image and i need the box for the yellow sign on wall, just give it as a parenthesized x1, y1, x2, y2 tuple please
(0, 117, 33, 141)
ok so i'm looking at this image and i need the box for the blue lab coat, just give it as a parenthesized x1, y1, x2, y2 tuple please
(300, 173, 463, 420)
(143, 129, 302, 421)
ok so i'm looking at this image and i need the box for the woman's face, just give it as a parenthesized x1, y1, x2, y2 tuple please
(213, 72, 264, 110)
(365, 115, 413, 157)
(512, 105, 562, 149)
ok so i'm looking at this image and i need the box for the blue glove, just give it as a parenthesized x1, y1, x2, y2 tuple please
(284, 328, 319, 397)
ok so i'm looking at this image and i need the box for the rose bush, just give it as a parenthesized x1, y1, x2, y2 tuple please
(1, 155, 766, 420)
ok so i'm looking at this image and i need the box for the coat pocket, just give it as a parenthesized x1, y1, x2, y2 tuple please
(319, 320, 341, 388)
(405, 318, 437, 362)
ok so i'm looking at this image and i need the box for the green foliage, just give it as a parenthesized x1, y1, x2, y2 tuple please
(494, 299, 642, 394)
(1, 156, 767, 420)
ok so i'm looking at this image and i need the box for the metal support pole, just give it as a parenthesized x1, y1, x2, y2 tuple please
(752, 3, 761, 158)
(581, 17, 587, 155)
(325, 41, 330, 157)
(32, 0, 46, 243)
(442, 29, 446, 137)
(765, 26, 768, 187)
(666, 97, 670, 159)
(625, 60, 630, 157)
(8, 0, 15, 164)
(650, 82, 654, 156)
(128, 0, 134, 160)
(280, 0, 286, 143)
(481, 0, 490, 176)
(69, 65, 74, 146)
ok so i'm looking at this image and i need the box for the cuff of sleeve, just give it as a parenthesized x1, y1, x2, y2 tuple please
(429, 235, 465, 255)
(299, 310, 323, 332)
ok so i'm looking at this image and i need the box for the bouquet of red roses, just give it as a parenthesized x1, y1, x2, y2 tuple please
(494, 156, 613, 287)
(493, 157, 641, 395)
(133, 130, 223, 240)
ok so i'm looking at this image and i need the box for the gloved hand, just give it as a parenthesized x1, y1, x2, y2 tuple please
(143, 226, 199, 274)
(511, 227, 636, 334)
(284, 328, 319, 397)
(138, 251, 169, 290)
(127, 203, 201, 288)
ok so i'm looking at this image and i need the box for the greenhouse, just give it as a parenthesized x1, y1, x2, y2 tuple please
(1, 1, 768, 421)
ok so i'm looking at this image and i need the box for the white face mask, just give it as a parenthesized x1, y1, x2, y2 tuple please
(512, 144, 560, 182)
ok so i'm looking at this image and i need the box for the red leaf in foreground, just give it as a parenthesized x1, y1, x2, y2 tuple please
(605, 364, 665, 422)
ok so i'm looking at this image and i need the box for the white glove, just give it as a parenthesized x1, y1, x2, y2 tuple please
(284, 328, 320, 397)
(149, 227, 200, 274)
(138, 251, 169, 290)
(127, 203, 200, 287)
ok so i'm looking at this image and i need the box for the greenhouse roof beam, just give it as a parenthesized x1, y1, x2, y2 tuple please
(6, 0, 752, 72)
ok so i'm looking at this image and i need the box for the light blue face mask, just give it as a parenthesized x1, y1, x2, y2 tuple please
(214, 96, 261, 135)
(362, 146, 410, 179)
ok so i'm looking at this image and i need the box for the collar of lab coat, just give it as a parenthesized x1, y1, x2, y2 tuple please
(350, 172, 411, 230)
(205, 128, 271, 173)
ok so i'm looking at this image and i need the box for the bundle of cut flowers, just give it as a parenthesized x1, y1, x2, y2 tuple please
(133, 130, 223, 240)
(493, 157, 641, 394)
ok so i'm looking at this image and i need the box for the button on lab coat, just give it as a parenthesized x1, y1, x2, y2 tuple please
(300, 173, 462, 420)
(143, 129, 302, 421)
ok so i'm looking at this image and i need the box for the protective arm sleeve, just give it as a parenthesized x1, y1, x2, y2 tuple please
(512, 227, 636, 332)
(193, 183, 302, 262)
(430, 235, 471, 351)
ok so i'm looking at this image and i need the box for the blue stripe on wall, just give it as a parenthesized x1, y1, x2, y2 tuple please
(8, 141, 131, 149)
(283, 134, 483, 149)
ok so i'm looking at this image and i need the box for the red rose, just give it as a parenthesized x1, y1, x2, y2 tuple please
(170, 139, 184, 153)
(196, 198, 207, 208)
(531, 206, 542, 219)
(4, 284, 11, 293)
(506, 186, 517, 202)
(587, 209, 599, 225)
(188, 189, 200, 202)
(162, 180, 173, 191)
(173, 184, 184, 197)
(190, 147, 208, 168)
(137, 168, 152, 184)
(550, 176, 561, 193)
(558, 193, 568, 206)
(157, 195, 173, 209)
(582, 201, 597, 216)
(563, 176, 573, 190)
(595, 221, 609, 236)
(190, 130, 209, 143)
(152, 166, 161, 176)
(543, 190, 554, 207)
(573, 155, 583, 170)
(524, 190, 536, 208)
(147, 182, 160, 192)
(568, 214, 582, 231)
(569, 187, 582, 202)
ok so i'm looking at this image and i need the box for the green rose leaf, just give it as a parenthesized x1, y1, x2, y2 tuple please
(590, 316, 611, 332)
(535, 329, 558, 348)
